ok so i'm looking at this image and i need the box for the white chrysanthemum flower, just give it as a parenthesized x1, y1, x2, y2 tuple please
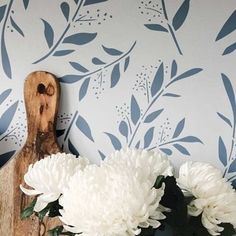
(60, 148, 170, 236)
(105, 148, 173, 184)
(177, 161, 236, 235)
(20, 153, 89, 212)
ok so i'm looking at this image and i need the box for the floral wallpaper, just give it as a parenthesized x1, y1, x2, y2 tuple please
(0, 0, 236, 197)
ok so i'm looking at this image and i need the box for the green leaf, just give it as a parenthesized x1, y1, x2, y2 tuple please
(154, 175, 164, 189)
(48, 226, 64, 236)
(20, 198, 36, 220)
(37, 206, 50, 221)
(48, 200, 63, 217)
(36, 200, 62, 221)
(220, 223, 236, 236)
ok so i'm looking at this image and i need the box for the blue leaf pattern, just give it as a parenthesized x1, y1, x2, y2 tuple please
(79, 77, 90, 101)
(168, 68, 202, 86)
(0, 150, 15, 168)
(144, 24, 168, 32)
(110, 63, 120, 88)
(222, 42, 236, 55)
(10, 16, 24, 37)
(144, 127, 154, 148)
(172, 118, 185, 138)
(144, 109, 164, 123)
(56, 129, 65, 137)
(131, 95, 140, 125)
(98, 150, 106, 160)
(216, 10, 236, 41)
(0, 5, 6, 23)
(0, 89, 11, 105)
(222, 73, 236, 117)
(124, 56, 130, 72)
(83, 0, 108, 6)
(151, 63, 164, 97)
(92, 57, 106, 65)
(119, 120, 128, 138)
(163, 93, 180, 97)
(135, 141, 140, 148)
(171, 60, 177, 78)
(0, 101, 18, 135)
(172, 0, 190, 31)
(217, 112, 232, 128)
(61, 2, 70, 21)
(1, 33, 12, 79)
(68, 138, 80, 156)
(173, 143, 190, 155)
(104, 132, 122, 150)
(70, 62, 89, 73)
(23, 0, 29, 10)
(228, 158, 236, 173)
(63, 33, 97, 45)
(76, 115, 94, 142)
(41, 19, 54, 48)
(178, 136, 203, 143)
(160, 148, 172, 155)
(53, 50, 74, 56)
(102, 45, 123, 56)
(59, 74, 85, 83)
(218, 136, 227, 166)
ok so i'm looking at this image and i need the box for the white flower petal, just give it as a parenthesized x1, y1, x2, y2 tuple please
(60, 148, 168, 236)
(19, 185, 42, 196)
(20, 153, 89, 210)
(177, 161, 236, 235)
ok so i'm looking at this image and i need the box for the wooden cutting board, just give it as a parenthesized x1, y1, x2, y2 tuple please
(0, 71, 61, 235)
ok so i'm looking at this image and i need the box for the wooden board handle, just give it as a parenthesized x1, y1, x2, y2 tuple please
(0, 71, 61, 236)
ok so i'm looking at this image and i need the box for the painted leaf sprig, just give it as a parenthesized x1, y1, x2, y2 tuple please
(1, 2, 12, 79)
(41, 19, 54, 48)
(76, 115, 94, 142)
(0, 5, 7, 23)
(22, 0, 29, 10)
(10, 16, 24, 37)
(144, 0, 190, 55)
(216, 10, 236, 55)
(217, 74, 236, 183)
(60, 42, 135, 102)
(159, 118, 202, 156)
(0, 101, 18, 136)
(60, 2, 70, 22)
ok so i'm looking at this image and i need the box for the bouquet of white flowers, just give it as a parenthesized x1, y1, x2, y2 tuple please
(20, 149, 236, 236)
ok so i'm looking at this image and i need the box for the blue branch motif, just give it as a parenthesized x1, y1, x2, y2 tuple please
(1, 0, 26, 79)
(56, 110, 95, 155)
(141, 0, 190, 55)
(215, 10, 236, 56)
(32, 0, 110, 64)
(217, 74, 236, 188)
(0, 89, 19, 167)
(59, 41, 136, 101)
(102, 60, 203, 155)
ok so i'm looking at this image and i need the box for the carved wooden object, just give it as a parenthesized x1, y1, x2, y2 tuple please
(0, 71, 61, 235)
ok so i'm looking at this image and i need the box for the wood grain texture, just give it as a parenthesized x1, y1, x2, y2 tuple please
(0, 71, 61, 235)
